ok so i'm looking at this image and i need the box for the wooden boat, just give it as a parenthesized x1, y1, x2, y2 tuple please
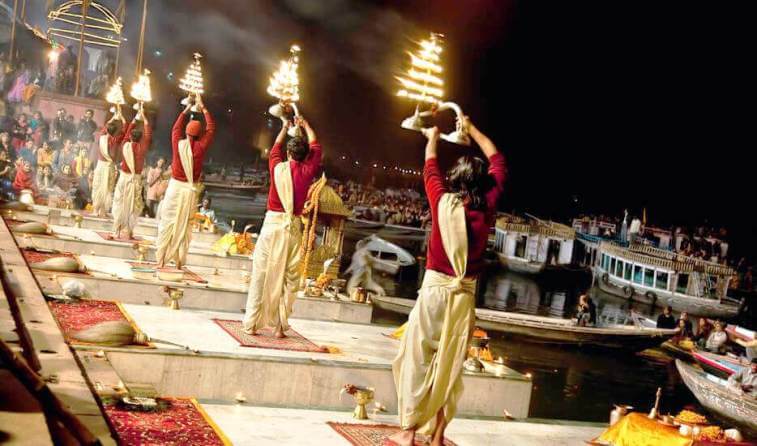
(691, 351, 746, 379)
(594, 242, 742, 318)
(726, 325, 755, 343)
(355, 235, 416, 276)
(676, 360, 757, 433)
(203, 181, 263, 195)
(372, 295, 677, 350)
(493, 214, 578, 275)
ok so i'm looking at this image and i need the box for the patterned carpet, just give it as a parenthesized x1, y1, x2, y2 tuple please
(212, 319, 329, 353)
(103, 398, 230, 446)
(48, 299, 150, 346)
(327, 422, 456, 446)
(95, 231, 144, 242)
(127, 262, 208, 284)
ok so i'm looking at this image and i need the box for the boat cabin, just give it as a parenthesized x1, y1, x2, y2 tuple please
(494, 214, 577, 273)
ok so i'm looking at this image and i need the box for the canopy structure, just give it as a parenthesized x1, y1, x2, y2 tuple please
(47, 1, 123, 49)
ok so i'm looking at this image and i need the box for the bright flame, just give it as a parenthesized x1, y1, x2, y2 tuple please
(179, 52, 205, 95)
(48, 48, 61, 63)
(267, 45, 301, 103)
(105, 77, 125, 105)
(130, 69, 152, 103)
(396, 33, 445, 106)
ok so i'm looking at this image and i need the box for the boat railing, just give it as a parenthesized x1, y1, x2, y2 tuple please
(601, 242, 735, 277)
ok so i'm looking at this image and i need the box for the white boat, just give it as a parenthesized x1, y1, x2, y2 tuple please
(594, 242, 742, 318)
(355, 235, 416, 275)
(493, 214, 578, 275)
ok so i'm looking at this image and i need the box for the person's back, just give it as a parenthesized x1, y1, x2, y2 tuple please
(265, 126, 322, 216)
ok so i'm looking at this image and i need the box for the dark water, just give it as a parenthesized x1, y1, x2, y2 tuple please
(210, 191, 704, 424)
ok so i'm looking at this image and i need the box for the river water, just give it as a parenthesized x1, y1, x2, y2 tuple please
(210, 191, 702, 424)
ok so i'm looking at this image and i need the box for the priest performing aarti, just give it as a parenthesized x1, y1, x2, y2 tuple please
(111, 105, 152, 240)
(155, 96, 215, 269)
(390, 118, 506, 446)
(91, 112, 126, 218)
(242, 116, 323, 338)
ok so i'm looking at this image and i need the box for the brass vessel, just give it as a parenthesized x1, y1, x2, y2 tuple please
(351, 387, 374, 420)
(163, 287, 184, 310)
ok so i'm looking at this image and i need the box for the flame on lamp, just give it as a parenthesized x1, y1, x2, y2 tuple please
(130, 69, 152, 103)
(267, 45, 301, 103)
(179, 52, 205, 95)
(396, 33, 445, 105)
(105, 77, 126, 105)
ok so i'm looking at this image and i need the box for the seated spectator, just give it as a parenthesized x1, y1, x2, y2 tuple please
(36, 141, 54, 169)
(0, 149, 14, 198)
(74, 145, 91, 177)
(18, 139, 37, 167)
(12, 159, 36, 195)
(36, 165, 54, 192)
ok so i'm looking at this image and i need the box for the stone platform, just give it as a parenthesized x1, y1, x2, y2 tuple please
(33, 254, 372, 324)
(81, 304, 533, 419)
(13, 224, 252, 270)
(7, 204, 223, 244)
(200, 403, 603, 446)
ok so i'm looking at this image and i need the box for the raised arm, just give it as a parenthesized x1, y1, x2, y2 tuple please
(422, 127, 446, 209)
(268, 121, 288, 172)
(296, 117, 322, 174)
(171, 109, 189, 153)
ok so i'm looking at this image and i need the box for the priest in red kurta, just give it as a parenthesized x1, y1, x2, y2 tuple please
(92, 113, 127, 217)
(155, 96, 215, 269)
(111, 106, 153, 240)
(390, 118, 506, 446)
(243, 116, 323, 338)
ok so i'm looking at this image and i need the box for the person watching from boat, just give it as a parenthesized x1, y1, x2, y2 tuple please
(656, 306, 676, 329)
(390, 117, 506, 446)
(734, 337, 757, 362)
(575, 294, 596, 327)
(197, 196, 217, 223)
(694, 318, 714, 347)
(676, 312, 694, 338)
(727, 357, 757, 398)
(705, 321, 728, 353)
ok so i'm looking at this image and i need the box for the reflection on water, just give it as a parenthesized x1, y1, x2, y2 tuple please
(212, 191, 697, 423)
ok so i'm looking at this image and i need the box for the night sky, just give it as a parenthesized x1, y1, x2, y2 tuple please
(25, 1, 756, 257)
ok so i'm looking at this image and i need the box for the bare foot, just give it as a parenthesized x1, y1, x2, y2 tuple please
(243, 327, 257, 336)
(274, 328, 286, 339)
(386, 429, 415, 446)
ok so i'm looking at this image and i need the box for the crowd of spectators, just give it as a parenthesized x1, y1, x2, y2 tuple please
(333, 180, 430, 229)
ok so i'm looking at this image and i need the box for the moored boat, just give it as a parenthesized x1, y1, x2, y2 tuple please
(493, 214, 581, 275)
(692, 351, 746, 379)
(676, 360, 757, 433)
(355, 235, 416, 276)
(594, 242, 742, 318)
(372, 295, 677, 350)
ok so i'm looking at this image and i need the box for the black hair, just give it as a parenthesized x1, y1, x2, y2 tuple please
(85, 109, 94, 115)
(447, 156, 494, 211)
(286, 137, 309, 162)
(130, 127, 143, 142)
(106, 121, 121, 136)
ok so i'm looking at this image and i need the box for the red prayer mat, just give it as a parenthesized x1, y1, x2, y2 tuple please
(103, 398, 230, 446)
(327, 422, 456, 446)
(212, 319, 329, 353)
(48, 299, 151, 347)
(20, 248, 79, 265)
(127, 262, 208, 284)
(95, 231, 144, 242)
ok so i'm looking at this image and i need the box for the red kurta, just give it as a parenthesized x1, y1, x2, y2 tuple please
(265, 141, 323, 216)
(170, 111, 216, 182)
(12, 168, 36, 193)
(98, 127, 127, 162)
(119, 121, 153, 174)
(424, 153, 507, 278)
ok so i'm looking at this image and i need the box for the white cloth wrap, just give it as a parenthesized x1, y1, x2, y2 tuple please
(111, 142, 143, 234)
(392, 193, 475, 435)
(155, 139, 197, 266)
(243, 161, 302, 332)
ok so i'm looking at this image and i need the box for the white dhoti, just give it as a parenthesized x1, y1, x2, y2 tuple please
(392, 194, 474, 435)
(112, 142, 143, 235)
(155, 139, 197, 266)
(242, 211, 302, 331)
(92, 134, 116, 215)
(112, 171, 143, 234)
(243, 160, 301, 332)
(91, 160, 115, 215)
